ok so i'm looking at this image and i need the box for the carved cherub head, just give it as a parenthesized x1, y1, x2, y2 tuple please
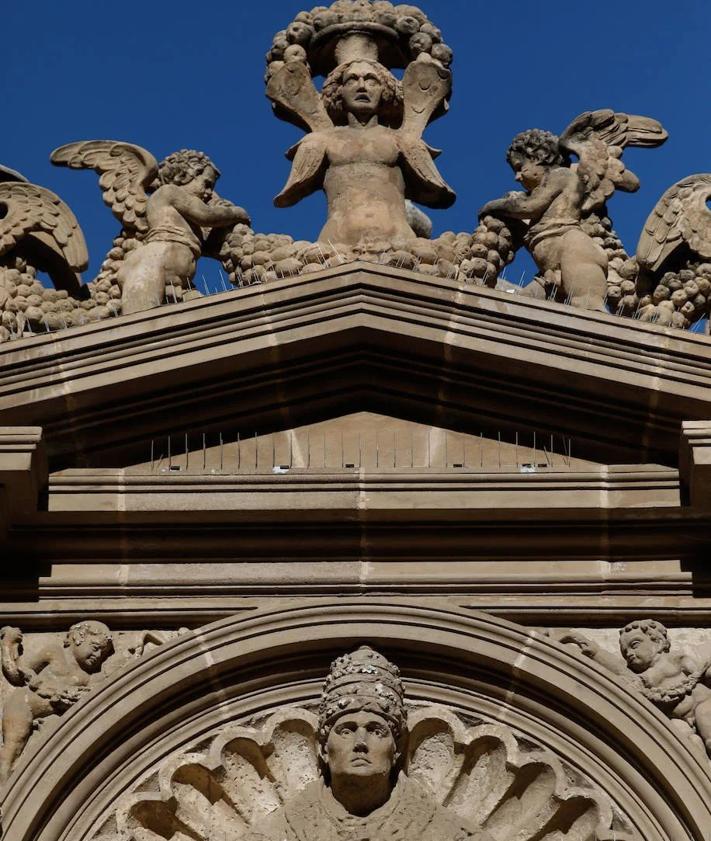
(318, 646, 405, 812)
(64, 620, 114, 673)
(506, 128, 568, 191)
(619, 619, 670, 673)
(322, 59, 403, 126)
(158, 150, 221, 202)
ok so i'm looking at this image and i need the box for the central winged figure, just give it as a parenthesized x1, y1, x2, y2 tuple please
(268, 55, 455, 248)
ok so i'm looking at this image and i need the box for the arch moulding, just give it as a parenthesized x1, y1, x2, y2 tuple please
(1, 602, 710, 841)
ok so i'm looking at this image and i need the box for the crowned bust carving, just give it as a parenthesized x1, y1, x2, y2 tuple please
(244, 646, 490, 840)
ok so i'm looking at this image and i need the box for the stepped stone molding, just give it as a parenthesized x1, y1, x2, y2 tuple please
(2, 266, 711, 467)
(1, 603, 709, 841)
(0, 426, 46, 543)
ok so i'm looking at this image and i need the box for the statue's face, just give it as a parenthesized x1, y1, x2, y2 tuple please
(70, 622, 112, 672)
(340, 61, 385, 121)
(512, 156, 546, 192)
(324, 711, 397, 780)
(621, 631, 662, 672)
(187, 166, 217, 202)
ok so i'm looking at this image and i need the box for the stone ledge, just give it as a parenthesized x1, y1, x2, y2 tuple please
(680, 421, 711, 509)
(0, 427, 47, 520)
(43, 466, 680, 513)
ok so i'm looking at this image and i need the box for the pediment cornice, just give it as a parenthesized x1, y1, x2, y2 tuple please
(0, 264, 709, 467)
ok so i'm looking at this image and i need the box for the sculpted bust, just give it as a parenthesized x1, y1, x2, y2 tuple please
(98, 640, 633, 841)
(244, 646, 492, 841)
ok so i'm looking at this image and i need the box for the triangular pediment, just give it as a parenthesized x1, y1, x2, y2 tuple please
(124, 412, 598, 474)
(0, 263, 709, 471)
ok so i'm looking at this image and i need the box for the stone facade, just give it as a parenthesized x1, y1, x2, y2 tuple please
(2, 2, 711, 840)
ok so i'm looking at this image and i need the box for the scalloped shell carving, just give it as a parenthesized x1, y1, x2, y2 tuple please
(93, 707, 637, 841)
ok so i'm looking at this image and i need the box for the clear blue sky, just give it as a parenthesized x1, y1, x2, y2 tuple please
(4, 0, 710, 285)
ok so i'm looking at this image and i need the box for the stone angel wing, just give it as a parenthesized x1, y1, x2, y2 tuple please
(97, 708, 635, 841)
(398, 60, 455, 209)
(274, 134, 328, 208)
(51, 140, 159, 235)
(559, 109, 668, 214)
(267, 61, 333, 133)
(401, 58, 451, 139)
(0, 181, 89, 293)
(399, 136, 456, 208)
(636, 174, 711, 273)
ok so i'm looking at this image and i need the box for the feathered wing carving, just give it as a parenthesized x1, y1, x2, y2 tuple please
(401, 59, 451, 139)
(636, 174, 711, 272)
(559, 109, 668, 214)
(274, 135, 329, 208)
(94, 708, 637, 841)
(0, 181, 88, 292)
(398, 60, 455, 209)
(50, 140, 159, 234)
(399, 136, 456, 208)
(267, 62, 333, 133)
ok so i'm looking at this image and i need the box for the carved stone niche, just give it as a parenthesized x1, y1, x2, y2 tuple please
(97, 706, 629, 841)
(1, 604, 710, 841)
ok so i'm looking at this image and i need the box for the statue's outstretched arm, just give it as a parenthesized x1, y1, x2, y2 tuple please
(480, 180, 563, 222)
(166, 187, 250, 229)
(559, 631, 627, 675)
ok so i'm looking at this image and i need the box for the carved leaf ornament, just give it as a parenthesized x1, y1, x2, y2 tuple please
(94, 707, 631, 841)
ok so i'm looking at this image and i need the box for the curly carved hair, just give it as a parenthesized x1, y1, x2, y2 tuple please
(322, 60, 403, 127)
(158, 149, 221, 187)
(506, 128, 567, 170)
(619, 619, 671, 654)
(64, 620, 114, 654)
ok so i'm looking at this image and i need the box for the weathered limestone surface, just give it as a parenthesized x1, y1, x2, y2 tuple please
(5, 605, 707, 841)
(1, 3, 711, 840)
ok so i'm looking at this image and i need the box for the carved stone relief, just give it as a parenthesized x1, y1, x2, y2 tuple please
(51, 143, 250, 315)
(0, 0, 710, 344)
(92, 645, 637, 841)
(0, 625, 183, 782)
(557, 622, 711, 762)
(479, 111, 667, 312)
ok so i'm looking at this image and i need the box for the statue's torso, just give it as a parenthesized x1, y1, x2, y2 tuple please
(319, 126, 413, 246)
(246, 776, 491, 841)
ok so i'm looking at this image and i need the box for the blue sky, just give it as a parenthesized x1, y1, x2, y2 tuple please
(3, 0, 710, 286)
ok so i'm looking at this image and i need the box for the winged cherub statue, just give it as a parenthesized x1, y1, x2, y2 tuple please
(635, 174, 711, 328)
(268, 53, 455, 248)
(51, 142, 250, 315)
(0, 165, 88, 340)
(0, 171, 88, 297)
(479, 110, 667, 311)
